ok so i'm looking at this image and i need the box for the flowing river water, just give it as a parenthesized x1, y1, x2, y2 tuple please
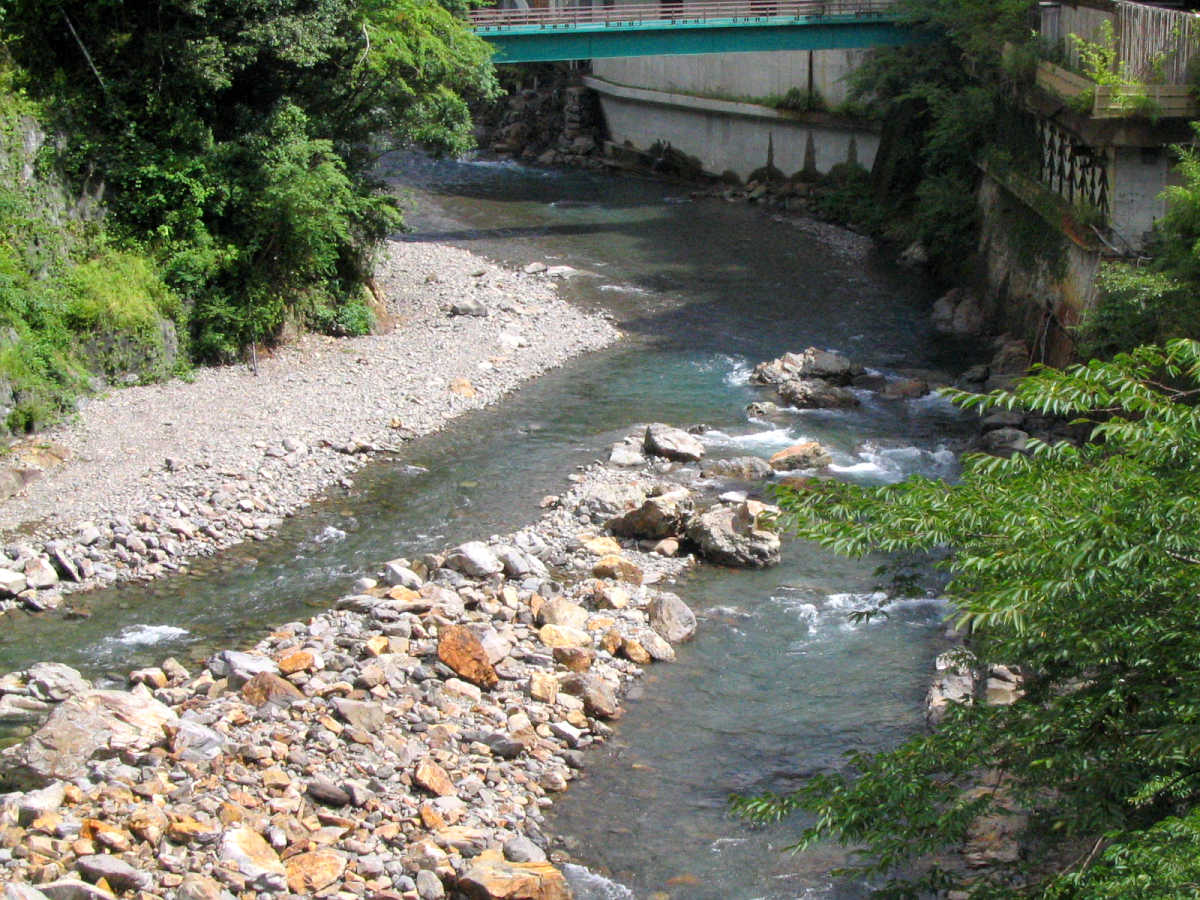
(0, 155, 983, 898)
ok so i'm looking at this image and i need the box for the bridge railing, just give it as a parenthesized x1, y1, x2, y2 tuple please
(469, 0, 895, 30)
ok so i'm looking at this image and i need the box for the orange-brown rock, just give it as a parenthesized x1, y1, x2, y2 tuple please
(450, 377, 477, 398)
(457, 848, 572, 900)
(276, 650, 317, 675)
(241, 672, 305, 706)
(414, 759, 456, 797)
(437, 626, 498, 689)
(285, 850, 347, 893)
(552, 646, 595, 673)
(592, 554, 643, 585)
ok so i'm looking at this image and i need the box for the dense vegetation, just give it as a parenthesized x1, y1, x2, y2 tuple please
(736, 341, 1200, 896)
(0, 0, 495, 430)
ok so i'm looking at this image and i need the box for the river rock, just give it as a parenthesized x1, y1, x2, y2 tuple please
(608, 440, 644, 466)
(2, 686, 177, 787)
(769, 442, 832, 470)
(537, 597, 589, 631)
(174, 875, 226, 900)
(700, 456, 774, 480)
(457, 848, 572, 900)
(778, 378, 859, 409)
(384, 560, 423, 589)
(415, 758, 456, 797)
(208, 650, 278, 687)
(75, 855, 152, 893)
(0, 569, 26, 596)
(979, 427, 1028, 457)
(285, 850, 347, 893)
(591, 554, 643, 584)
(26, 662, 90, 702)
(438, 625, 499, 688)
(220, 826, 286, 891)
(241, 671, 304, 706)
(559, 672, 619, 718)
(648, 592, 697, 643)
(643, 424, 705, 462)
(450, 298, 489, 318)
(4, 886, 51, 900)
(167, 718, 228, 762)
(685, 501, 781, 568)
(445, 541, 504, 577)
(538, 624, 591, 649)
(332, 697, 386, 731)
(417, 869, 446, 899)
(608, 487, 692, 540)
(881, 377, 929, 399)
(753, 347, 861, 386)
(503, 836, 547, 864)
(36, 881, 115, 900)
(23, 557, 58, 589)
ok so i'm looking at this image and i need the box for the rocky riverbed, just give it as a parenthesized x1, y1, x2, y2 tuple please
(0, 414, 811, 900)
(0, 240, 620, 617)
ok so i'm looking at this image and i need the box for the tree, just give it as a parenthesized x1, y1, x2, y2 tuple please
(1, 0, 498, 359)
(735, 340, 1200, 897)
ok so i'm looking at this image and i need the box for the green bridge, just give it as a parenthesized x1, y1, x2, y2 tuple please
(470, 0, 914, 63)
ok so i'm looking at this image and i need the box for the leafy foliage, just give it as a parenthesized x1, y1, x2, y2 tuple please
(736, 340, 1200, 896)
(3, 0, 497, 361)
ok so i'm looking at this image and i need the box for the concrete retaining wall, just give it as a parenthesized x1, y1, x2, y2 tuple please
(592, 49, 870, 107)
(585, 75, 879, 178)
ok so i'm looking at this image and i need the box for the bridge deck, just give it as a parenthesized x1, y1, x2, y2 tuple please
(470, 0, 912, 61)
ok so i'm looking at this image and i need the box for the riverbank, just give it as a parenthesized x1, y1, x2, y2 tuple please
(0, 432, 722, 899)
(0, 239, 621, 616)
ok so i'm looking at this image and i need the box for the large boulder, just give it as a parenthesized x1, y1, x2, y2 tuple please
(643, 424, 705, 462)
(685, 501, 781, 568)
(777, 378, 859, 410)
(699, 456, 774, 480)
(752, 347, 861, 386)
(607, 486, 693, 539)
(768, 442, 833, 471)
(2, 686, 177, 788)
(648, 592, 697, 643)
(559, 673, 620, 719)
(456, 848, 571, 900)
(444, 542, 504, 578)
(25, 662, 90, 702)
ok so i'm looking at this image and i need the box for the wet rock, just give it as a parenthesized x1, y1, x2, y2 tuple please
(699, 456, 773, 480)
(445, 541, 504, 578)
(457, 847, 571, 900)
(642, 424, 704, 462)
(2, 686, 177, 787)
(753, 347, 861, 386)
(648, 593, 697, 643)
(881, 377, 929, 400)
(768, 442, 832, 471)
(438, 625, 499, 688)
(685, 501, 781, 568)
(778, 378, 859, 409)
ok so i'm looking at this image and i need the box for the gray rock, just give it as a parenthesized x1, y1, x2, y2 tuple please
(307, 778, 352, 807)
(685, 502, 781, 568)
(493, 544, 546, 578)
(608, 441, 645, 467)
(778, 378, 859, 409)
(17, 781, 65, 825)
(0, 569, 26, 597)
(979, 427, 1029, 457)
(170, 718, 228, 763)
(444, 541, 503, 578)
(503, 836, 547, 863)
(4, 886, 51, 900)
(643, 424, 705, 462)
(608, 487, 692, 540)
(537, 597, 589, 631)
(1, 686, 177, 787)
(449, 298, 488, 318)
(559, 673, 620, 718)
(648, 593, 697, 643)
(75, 855, 152, 893)
(753, 347, 861, 386)
(332, 698, 386, 732)
(35, 882, 114, 900)
(700, 456, 773, 480)
(207, 650, 278, 687)
(383, 560, 423, 589)
(23, 557, 58, 589)
(415, 869, 445, 900)
(26, 662, 90, 702)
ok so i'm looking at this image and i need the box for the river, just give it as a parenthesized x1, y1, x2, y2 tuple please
(0, 154, 980, 898)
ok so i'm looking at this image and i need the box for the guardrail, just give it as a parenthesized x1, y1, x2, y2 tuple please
(469, 0, 895, 30)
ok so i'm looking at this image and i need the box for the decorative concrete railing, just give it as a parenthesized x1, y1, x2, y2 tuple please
(1035, 59, 1200, 119)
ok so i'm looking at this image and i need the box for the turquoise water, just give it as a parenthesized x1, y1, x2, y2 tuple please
(1, 156, 978, 897)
